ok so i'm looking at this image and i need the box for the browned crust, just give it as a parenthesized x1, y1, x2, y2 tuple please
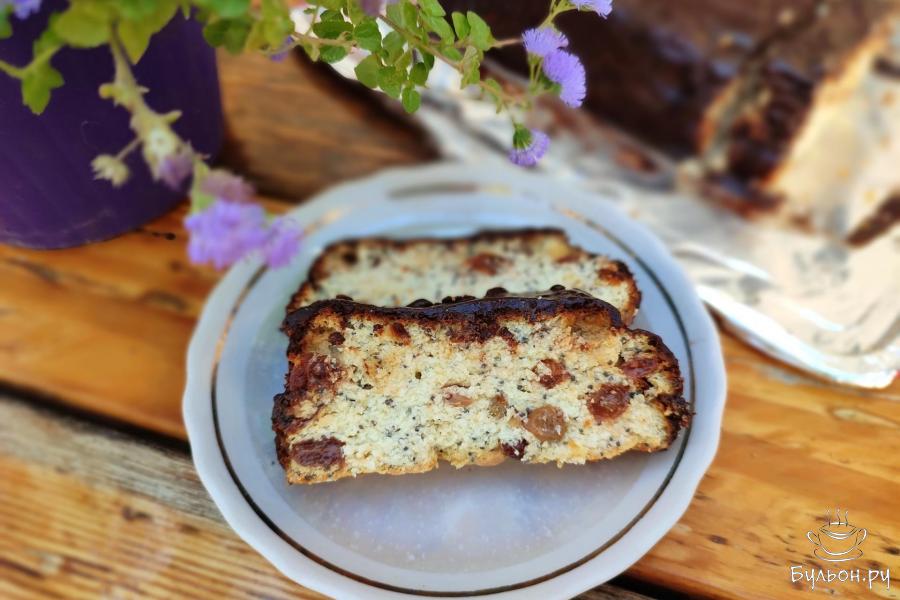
(274, 289, 689, 483)
(283, 288, 624, 342)
(632, 330, 692, 446)
(286, 228, 641, 324)
(598, 260, 641, 327)
(846, 192, 900, 246)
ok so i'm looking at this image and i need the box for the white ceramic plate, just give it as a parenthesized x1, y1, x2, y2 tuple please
(184, 162, 727, 599)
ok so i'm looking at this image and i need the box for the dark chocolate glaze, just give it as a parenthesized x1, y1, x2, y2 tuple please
(441, 0, 817, 155)
(283, 288, 624, 340)
(846, 193, 900, 246)
(719, 0, 894, 190)
(442, 0, 897, 207)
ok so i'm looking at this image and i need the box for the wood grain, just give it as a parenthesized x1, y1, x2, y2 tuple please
(216, 51, 437, 201)
(0, 394, 645, 600)
(1, 46, 899, 600)
(2, 201, 897, 599)
(0, 203, 220, 439)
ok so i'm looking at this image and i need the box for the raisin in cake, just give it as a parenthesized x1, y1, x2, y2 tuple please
(288, 229, 641, 324)
(273, 289, 689, 484)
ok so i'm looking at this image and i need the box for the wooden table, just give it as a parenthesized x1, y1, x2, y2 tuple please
(1, 51, 898, 600)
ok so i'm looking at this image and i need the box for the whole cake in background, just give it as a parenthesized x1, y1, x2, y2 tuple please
(442, 0, 900, 241)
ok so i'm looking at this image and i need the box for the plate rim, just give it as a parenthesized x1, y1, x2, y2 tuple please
(183, 161, 727, 599)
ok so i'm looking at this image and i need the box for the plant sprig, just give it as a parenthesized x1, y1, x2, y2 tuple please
(0, 0, 611, 269)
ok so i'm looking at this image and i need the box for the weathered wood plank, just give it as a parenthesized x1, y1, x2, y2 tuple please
(0, 394, 645, 600)
(0, 203, 221, 439)
(2, 184, 899, 599)
(216, 51, 437, 200)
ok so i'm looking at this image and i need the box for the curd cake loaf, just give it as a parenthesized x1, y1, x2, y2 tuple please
(443, 0, 900, 239)
(288, 229, 641, 324)
(273, 289, 689, 484)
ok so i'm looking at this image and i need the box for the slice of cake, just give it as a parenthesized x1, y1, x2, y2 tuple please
(288, 229, 641, 324)
(273, 289, 689, 484)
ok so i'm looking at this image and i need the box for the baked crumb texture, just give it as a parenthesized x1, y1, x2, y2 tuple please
(274, 291, 689, 485)
(288, 229, 641, 324)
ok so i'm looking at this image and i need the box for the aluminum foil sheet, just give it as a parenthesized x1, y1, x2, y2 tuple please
(292, 13, 900, 389)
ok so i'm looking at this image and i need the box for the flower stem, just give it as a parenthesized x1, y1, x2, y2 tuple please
(0, 59, 22, 78)
(114, 136, 142, 161)
(377, 14, 527, 111)
(0, 43, 60, 80)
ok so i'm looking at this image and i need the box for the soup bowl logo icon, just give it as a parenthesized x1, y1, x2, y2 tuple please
(807, 509, 867, 562)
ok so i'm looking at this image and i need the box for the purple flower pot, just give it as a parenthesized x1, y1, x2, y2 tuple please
(0, 2, 223, 248)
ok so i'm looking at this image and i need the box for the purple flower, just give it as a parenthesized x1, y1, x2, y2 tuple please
(156, 148, 193, 190)
(522, 28, 568, 58)
(262, 217, 303, 268)
(2, 0, 41, 19)
(185, 200, 303, 269)
(509, 129, 549, 167)
(359, 0, 382, 16)
(571, 0, 613, 18)
(185, 200, 269, 269)
(200, 170, 255, 203)
(542, 50, 586, 108)
(270, 36, 292, 62)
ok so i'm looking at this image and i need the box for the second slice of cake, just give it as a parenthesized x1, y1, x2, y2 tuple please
(289, 229, 641, 324)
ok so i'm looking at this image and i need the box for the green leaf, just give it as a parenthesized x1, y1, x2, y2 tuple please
(22, 63, 63, 114)
(409, 61, 428, 85)
(313, 17, 351, 40)
(385, 1, 404, 25)
(451, 12, 469, 40)
(381, 31, 404, 62)
(0, 7, 13, 39)
(395, 49, 412, 72)
(353, 18, 381, 53)
(317, 0, 344, 10)
(117, 0, 159, 21)
(345, 0, 366, 24)
(466, 11, 494, 50)
(397, 0, 417, 30)
(202, 19, 229, 46)
(460, 46, 481, 87)
(401, 86, 421, 113)
(53, 1, 112, 48)
(441, 45, 462, 61)
(21, 21, 65, 112)
(118, 0, 178, 62)
(319, 45, 348, 63)
(319, 9, 344, 21)
(33, 23, 62, 55)
(418, 0, 445, 17)
(422, 14, 454, 43)
(223, 18, 251, 53)
(376, 66, 404, 98)
(203, 17, 252, 53)
(354, 54, 381, 88)
(422, 52, 435, 69)
(258, 0, 294, 47)
(194, 0, 250, 19)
